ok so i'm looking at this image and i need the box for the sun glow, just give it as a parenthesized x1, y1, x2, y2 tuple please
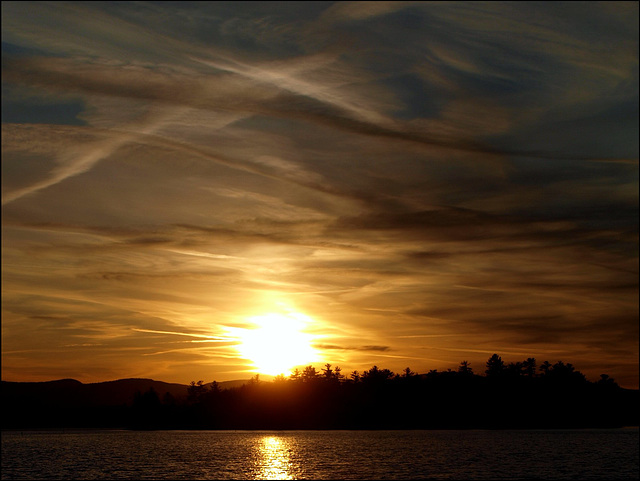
(230, 311, 319, 376)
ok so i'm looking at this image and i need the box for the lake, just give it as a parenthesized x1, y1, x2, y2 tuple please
(2, 429, 638, 479)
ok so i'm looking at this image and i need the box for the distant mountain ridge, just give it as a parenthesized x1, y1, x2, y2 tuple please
(1, 377, 250, 408)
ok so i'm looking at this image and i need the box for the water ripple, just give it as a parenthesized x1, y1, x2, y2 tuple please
(2, 429, 638, 480)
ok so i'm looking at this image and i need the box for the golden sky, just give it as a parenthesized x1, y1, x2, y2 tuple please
(2, 1, 638, 388)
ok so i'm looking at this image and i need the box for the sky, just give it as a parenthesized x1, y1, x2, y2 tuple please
(2, 1, 638, 388)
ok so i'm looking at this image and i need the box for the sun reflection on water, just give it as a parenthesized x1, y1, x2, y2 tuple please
(255, 436, 297, 480)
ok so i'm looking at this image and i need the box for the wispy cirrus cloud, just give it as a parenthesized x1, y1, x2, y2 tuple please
(1, 106, 196, 205)
(2, 2, 637, 387)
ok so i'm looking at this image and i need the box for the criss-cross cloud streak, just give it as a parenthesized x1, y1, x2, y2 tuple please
(1, 2, 637, 387)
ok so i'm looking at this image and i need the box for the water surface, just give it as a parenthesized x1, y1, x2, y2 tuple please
(2, 429, 638, 479)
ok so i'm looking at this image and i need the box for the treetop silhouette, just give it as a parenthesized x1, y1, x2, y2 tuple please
(2, 354, 637, 430)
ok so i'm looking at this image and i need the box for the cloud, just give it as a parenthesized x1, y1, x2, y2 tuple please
(312, 343, 391, 352)
(319, 1, 415, 23)
(1, 106, 195, 205)
(8, 51, 632, 165)
(2, 2, 637, 386)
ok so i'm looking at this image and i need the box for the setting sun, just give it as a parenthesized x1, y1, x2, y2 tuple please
(229, 311, 320, 376)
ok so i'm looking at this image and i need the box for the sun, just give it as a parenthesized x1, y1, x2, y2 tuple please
(230, 311, 320, 376)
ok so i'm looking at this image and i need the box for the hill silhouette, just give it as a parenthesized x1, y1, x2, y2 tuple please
(2, 356, 638, 430)
(1, 377, 248, 429)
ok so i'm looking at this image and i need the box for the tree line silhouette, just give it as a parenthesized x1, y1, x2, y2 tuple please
(128, 354, 637, 430)
(2, 354, 636, 430)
